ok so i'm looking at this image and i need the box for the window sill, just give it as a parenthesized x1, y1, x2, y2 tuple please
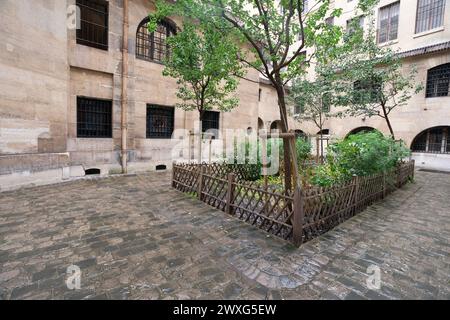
(413, 26, 445, 39)
(378, 39, 399, 47)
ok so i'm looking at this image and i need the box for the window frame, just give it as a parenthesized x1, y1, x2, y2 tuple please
(76, 0, 109, 51)
(415, 0, 446, 34)
(136, 18, 177, 64)
(146, 105, 175, 139)
(77, 97, 113, 138)
(377, 1, 400, 44)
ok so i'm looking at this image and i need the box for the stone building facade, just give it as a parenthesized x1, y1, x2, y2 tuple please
(298, 0, 450, 171)
(0, 0, 449, 190)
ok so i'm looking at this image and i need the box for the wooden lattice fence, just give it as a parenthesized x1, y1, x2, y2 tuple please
(172, 161, 415, 246)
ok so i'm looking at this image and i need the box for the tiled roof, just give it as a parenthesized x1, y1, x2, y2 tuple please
(398, 41, 450, 58)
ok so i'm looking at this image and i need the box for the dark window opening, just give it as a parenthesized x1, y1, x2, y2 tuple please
(353, 77, 382, 104)
(85, 168, 101, 175)
(76, 0, 109, 50)
(156, 165, 167, 171)
(146, 105, 174, 139)
(136, 18, 176, 63)
(426, 63, 450, 98)
(317, 129, 330, 135)
(322, 92, 332, 113)
(412, 126, 449, 154)
(202, 111, 220, 139)
(258, 89, 262, 101)
(77, 97, 112, 138)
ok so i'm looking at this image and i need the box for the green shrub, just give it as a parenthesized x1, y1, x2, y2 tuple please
(311, 132, 411, 187)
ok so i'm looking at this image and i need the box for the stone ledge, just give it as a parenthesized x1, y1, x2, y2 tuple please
(0, 153, 70, 175)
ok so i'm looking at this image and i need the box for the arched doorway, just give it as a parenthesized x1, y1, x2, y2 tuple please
(411, 126, 449, 154)
(346, 126, 377, 138)
(294, 129, 307, 140)
(317, 129, 330, 135)
(258, 118, 265, 131)
(270, 120, 282, 132)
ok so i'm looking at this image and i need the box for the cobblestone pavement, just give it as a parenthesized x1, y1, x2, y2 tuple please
(0, 171, 449, 300)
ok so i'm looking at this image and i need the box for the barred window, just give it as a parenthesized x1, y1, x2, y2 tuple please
(146, 105, 174, 139)
(415, 0, 446, 34)
(76, 0, 109, 50)
(378, 1, 400, 44)
(77, 97, 112, 138)
(412, 127, 449, 154)
(202, 111, 220, 139)
(426, 63, 450, 97)
(353, 77, 382, 104)
(136, 18, 176, 63)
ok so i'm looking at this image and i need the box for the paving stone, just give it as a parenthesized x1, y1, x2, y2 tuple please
(0, 171, 448, 300)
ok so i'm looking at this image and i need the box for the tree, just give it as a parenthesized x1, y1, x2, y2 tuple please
(150, 0, 350, 192)
(289, 77, 342, 163)
(329, 12, 423, 139)
(158, 22, 244, 162)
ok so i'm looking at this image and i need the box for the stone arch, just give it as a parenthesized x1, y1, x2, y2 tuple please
(346, 126, 377, 138)
(411, 126, 449, 154)
(270, 120, 282, 132)
(258, 118, 265, 131)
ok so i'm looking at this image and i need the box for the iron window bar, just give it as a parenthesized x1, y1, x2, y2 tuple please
(76, 0, 109, 50)
(426, 63, 450, 98)
(146, 105, 175, 139)
(77, 97, 112, 138)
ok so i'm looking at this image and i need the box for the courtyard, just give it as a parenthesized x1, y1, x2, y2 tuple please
(0, 170, 448, 300)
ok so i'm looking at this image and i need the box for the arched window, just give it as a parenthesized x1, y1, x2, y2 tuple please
(426, 63, 450, 98)
(411, 126, 449, 154)
(136, 18, 176, 63)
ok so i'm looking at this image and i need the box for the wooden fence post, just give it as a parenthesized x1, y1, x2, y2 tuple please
(225, 173, 236, 215)
(197, 165, 204, 201)
(292, 186, 304, 247)
(353, 176, 360, 214)
(172, 163, 176, 188)
(382, 172, 387, 199)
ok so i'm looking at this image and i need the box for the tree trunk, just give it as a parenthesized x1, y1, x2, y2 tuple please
(274, 78, 298, 192)
(381, 104, 395, 139)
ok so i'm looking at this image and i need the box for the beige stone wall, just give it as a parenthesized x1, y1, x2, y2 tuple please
(1, 0, 449, 190)
(298, 0, 450, 145)
(0, 0, 69, 155)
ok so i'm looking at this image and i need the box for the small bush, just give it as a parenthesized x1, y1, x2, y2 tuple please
(311, 132, 411, 187)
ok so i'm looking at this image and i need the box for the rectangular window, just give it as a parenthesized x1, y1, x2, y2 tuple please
(415, 0, 446, 34)
(378, 2, 400, 43)
(346, 16, 365, 34)
(76, 0, 109, 50)
(77, 97, 112, 138)
(146, 105, 175, 139)
(325, 17, 334, 26)
(202, 111, 220, 139)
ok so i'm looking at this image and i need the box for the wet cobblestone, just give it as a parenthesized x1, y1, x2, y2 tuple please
(0, 171, 448, 300)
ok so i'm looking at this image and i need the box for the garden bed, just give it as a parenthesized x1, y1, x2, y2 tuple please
(172, 161, 415, 247)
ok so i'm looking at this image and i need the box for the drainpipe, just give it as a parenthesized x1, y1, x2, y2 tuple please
(121, 0, 129, 173)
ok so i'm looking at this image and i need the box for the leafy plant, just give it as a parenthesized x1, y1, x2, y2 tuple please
(311, 131, 411, 187)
